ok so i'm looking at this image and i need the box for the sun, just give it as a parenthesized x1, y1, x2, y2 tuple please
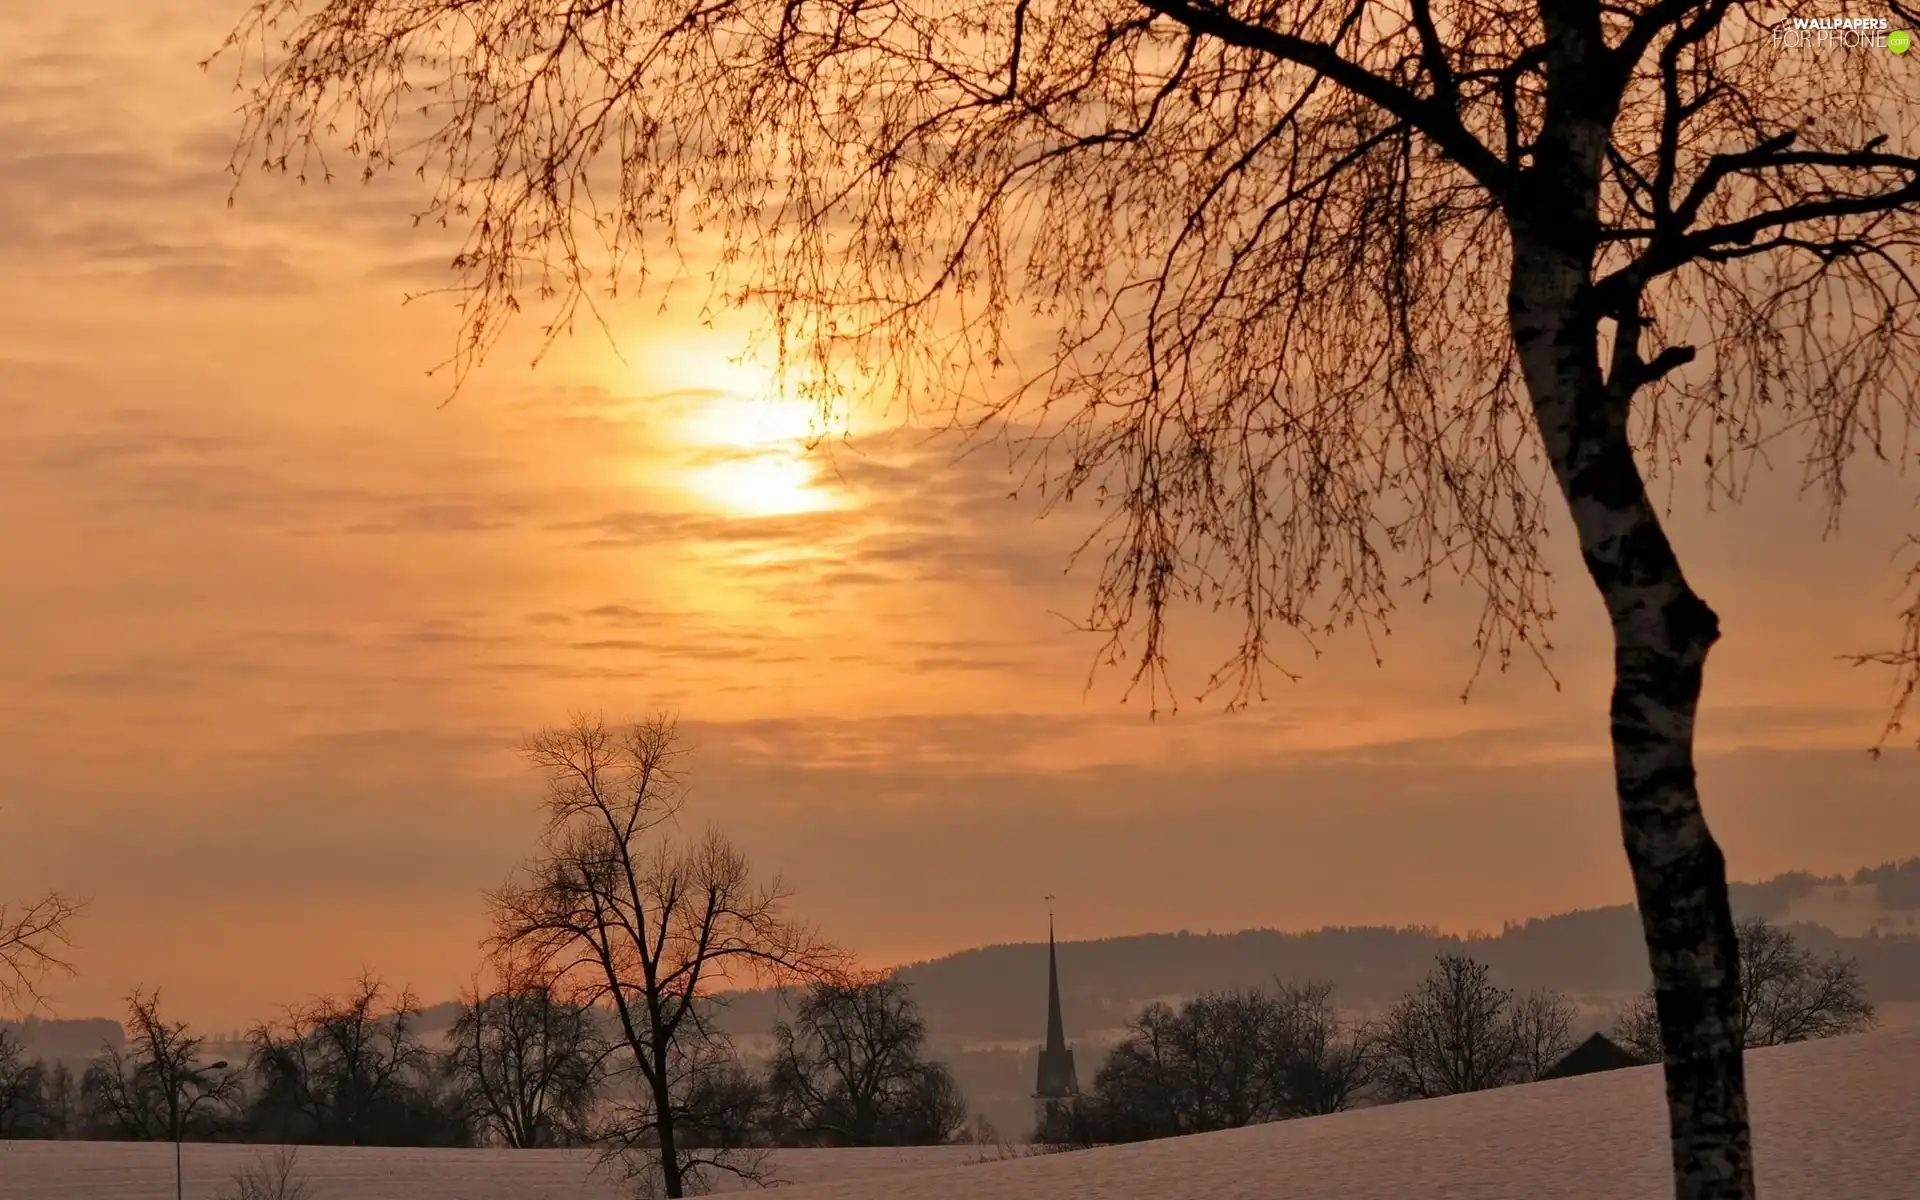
(674, 391, 842, 518)
(681, 394, 821, 448)
(688, 454, 836, 517)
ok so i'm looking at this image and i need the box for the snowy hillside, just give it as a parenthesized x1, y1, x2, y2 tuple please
(782, 1028, 1920, 1200)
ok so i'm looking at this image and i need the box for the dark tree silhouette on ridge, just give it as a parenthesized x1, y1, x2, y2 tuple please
(485, 714, 845, 1198)
(212, 3, 1920, 1196)
(447, 955, 609, 1148)
(247, 974, 462, 1146)
(764, 974, 968, 1147)
(1376, 954, 1534, 1099)
(1074, 981, 1374, 1141)
(1613, 918, 1877, 1060)
(80, 990, 237, 1141)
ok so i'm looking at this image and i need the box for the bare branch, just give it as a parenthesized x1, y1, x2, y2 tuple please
(0, 892, 84, 1014)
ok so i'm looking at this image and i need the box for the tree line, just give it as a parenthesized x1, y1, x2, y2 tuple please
(0, 970, 972, 1153)
(1043, 917, 1874, 1147)
(0, 717, 1883, 1193)
(0, 917, 1872, 1156)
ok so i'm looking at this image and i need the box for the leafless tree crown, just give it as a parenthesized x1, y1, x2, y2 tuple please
(489, 714, 843, 1196)
(766, 974, 969, 1147)
(1613, 917, 1877, 1057)
(213, 0, 1920, 719)
(448, 955, 610, 1148)
(1375, 953, 1573, 1097)
(82, 989, 238, 1140)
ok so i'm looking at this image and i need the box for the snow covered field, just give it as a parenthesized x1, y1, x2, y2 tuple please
(3, 1029, 1913, 1200)
(0, 1141, 985, 1200)
(780, 1028, 1920, 1200)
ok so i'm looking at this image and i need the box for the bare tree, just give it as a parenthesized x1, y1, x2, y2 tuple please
(81, 990, 238, 1141)
(1082, 1002, 1194, 1142)
(1615, 918, 1875, 1059)
(219, 1146, 316, 1200)
(1376, 954, 1529, 1099)
(0, 891, 82, 1013)
(765, 973, 968, 1147)
(1173, 989, 1293, 1130)
(214, 3, 1920, 1196)
(447, 956, 609, 1148)
(1612, 988, 1667, 1064)
(248, 974, 460, 1146)
(1083, 984, 1351, 1140)
(1508, 987, 1580, 1083)
(0, 1027, 59, 1137)
(1735, 918, 1877, 1046)
(1269, 980, 1376, 1117)
(671, 1042, 769, 1152)
(487, 714, 844, 1198)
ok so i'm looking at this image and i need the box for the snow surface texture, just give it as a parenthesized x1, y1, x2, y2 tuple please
(0, 1141, 983, 1199)
(2, 1028, 1913, 1199)
(780, 1029, 1920, 1200)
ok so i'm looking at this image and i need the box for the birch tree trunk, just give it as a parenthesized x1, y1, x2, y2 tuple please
(1509, 224, 1754, 1200)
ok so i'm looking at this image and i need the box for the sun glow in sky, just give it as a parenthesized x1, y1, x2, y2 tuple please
(688, 452, 839, 517)
(670, 373, 846, 516)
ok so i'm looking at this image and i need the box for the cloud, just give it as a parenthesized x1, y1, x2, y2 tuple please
(142, 254, 314, 295)
(344, 500, 534, 536)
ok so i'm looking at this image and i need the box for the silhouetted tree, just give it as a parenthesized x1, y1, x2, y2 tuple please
(1080, 982, 1369, 1141)
(216, 5, 1920, 1196)
(764, 975, 968, 1147)
(1376, 955, 1571, 1098)
(1614, 919, 1876, 1060)
(1268, 981, 1377, 1118)
(42, 1060, 76, 1138)
(1508, 987, 1580, 1083)
(1084, 1002, 1190, 1143)
(221, 1146, 316, 1200)
(673, 1043, 769, 1151)
(1735, 918, 1878, 1046)
(80, 990, 237, 1141)
(1169, 989, 1292, 1130)
(487, 714, 844, 1198)
(0, 1028, 61, 1138)
(1612, 990, 1665, 1065)
(447, 957, 608, 1148)
(247, 975, 465, 1146)
(0, 889, 82, 1012)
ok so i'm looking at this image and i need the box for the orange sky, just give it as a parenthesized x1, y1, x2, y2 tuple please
(3, 0, 1919, 1031)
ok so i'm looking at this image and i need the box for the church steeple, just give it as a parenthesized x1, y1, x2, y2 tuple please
(1035, 897, 1078, 1102)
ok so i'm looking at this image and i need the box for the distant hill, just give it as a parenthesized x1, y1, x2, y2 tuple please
(15, 858, 1915, 1145)
(0, 1015, 123, 1066)
(19, 859, 1918, 1060)
(698, 857, 1920, 1139)
(706, 857, 1920, 1045)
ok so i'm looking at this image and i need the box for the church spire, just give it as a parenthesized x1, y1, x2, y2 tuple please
(1035, 895, 1078, 1101)
(1044, 905, 1068, 1055)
